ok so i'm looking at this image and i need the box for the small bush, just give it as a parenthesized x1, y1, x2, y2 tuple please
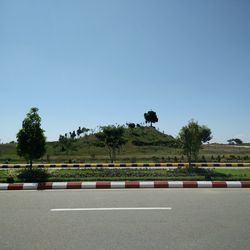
(152, 156, 159, 163)
(18, 169, 49, 182)
(131, 157, 137, 163)
(244, 155, 249, 161)
(6, 176, 14, 183)
(217, 155, 221, 162)
(201, 155, 206, 162)
(229, 154, 236, 160)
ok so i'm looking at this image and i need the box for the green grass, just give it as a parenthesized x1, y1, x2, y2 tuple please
(1, 168, 250, 183)
(1, 127, 250, 163)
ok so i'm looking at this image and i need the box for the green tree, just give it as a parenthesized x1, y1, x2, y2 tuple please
(81, 127, 90, 134)
(228, 138, 243, 145)
(77, 127, 82, 137)
(200, 125, 212, 143)
(95, 125, 127, 163)
(126, 122, 136, 129)
(144, 110, 158, 127)
(178, 120, 212, 167)
(16, 107, 46, 168)
(70, 131, 76, 139)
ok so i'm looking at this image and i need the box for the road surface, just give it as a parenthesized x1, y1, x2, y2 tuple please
(0, 189, 249, 250)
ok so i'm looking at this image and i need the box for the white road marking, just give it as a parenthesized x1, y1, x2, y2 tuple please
(50, 207, 172, 212)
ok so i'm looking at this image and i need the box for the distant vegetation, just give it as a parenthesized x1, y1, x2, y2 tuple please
(0, 108, 249, 164)
(227, 138, 243, 145)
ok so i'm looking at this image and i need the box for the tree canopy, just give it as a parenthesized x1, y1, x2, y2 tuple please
(178, 120, 212, 167)
(95, 125, 127, 163)
(228, 138, 243, 145)
(144, 110, 158, 127)
(16, 107, 46, 167)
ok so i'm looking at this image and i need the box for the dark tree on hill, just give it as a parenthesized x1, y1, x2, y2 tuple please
(77, 127, 82, 137)
(16, 107, 46, 168)
(178, 120, 212, 167)
(81, 127, 90, 135)
(228, 138, 243, 145)
(144, 111, 158, 127)
(70, 131, 76, 139)
(126, 123, 136, 129)
(95, 125, 127, 163)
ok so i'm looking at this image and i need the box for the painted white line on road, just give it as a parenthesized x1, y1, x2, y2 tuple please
(50, 207, 172, 212)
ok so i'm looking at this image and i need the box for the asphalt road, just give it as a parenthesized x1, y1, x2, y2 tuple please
(0, 189, 250, 250)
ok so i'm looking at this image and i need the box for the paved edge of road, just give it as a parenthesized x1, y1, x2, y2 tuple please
(0, 181, 250, 190)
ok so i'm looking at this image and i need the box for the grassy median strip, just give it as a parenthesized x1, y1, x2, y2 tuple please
(1, 168, 250, 183)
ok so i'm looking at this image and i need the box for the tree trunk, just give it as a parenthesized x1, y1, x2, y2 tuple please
(187, 154, 192, 168)
(188, 160, 192, 168)
(112, 148, 116, 163)
(29, 159, 33, 169)
(108, 148, 113, 163)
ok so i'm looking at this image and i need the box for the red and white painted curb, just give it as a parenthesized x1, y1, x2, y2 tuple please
(0, 181, 250, 190)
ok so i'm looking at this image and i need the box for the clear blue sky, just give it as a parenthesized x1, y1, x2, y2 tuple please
(0, 0, 249, 143)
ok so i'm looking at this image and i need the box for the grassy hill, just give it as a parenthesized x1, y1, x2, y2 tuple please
(1, 127, 250, 163)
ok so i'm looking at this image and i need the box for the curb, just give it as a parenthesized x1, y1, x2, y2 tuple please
(1, 163, 250, 169)
(1, 181, 250, 190)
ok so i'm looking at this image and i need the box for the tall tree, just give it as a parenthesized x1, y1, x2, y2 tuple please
(144, 111, 158, 127)
(178, 120, 212, 167)
(16, 107, 46, 168)
(95, 125, 127, 163)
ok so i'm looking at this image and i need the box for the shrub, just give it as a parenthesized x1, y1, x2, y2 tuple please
(244, 155, 249, 161)
(18, 169, 49, 182)
(6, 176, 14, 183)
(201, 155, 206, 162)
(152, 156, 159, 163)
(217, 155, 221, 162)
(229, 154, 236, 160)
